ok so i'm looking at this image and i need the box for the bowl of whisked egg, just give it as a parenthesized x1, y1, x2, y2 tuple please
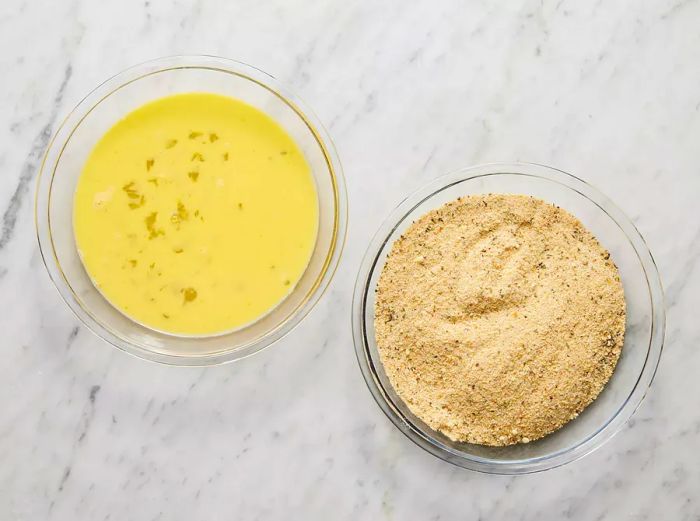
(36, 55, 347, 365)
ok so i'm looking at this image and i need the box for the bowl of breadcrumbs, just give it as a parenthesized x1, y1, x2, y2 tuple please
(352, 163, 664, 474)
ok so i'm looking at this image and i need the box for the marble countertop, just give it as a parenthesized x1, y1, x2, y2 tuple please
(1, 0, 698, 519)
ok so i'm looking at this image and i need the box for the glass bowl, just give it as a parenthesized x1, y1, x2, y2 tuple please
(36, 55, 347, 365)
(352, 163, 664, 474)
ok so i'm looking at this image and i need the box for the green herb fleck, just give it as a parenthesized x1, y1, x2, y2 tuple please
(182, 287, 197, 303)
(170, 201, 189, 226)
(191, 152, 205, 162)
(123, 182, 145, 208)
(145, 212, 157, 228)
(146, 158, 155, 171)
(122, 181, 140, 199)
(165, 139, 178, 149)
(209, 133, 219, 143)
(128, 194, 146, 209)
(189, 131, 202, 139)
(177, 201, 189, 221)
(188, 171, 199, 182)
(145, 212, 164, 239)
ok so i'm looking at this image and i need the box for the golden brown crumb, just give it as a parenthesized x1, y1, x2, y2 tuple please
(374, 194, 626, 446)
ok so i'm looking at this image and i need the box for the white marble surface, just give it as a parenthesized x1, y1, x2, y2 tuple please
(1, 0, 699, 519)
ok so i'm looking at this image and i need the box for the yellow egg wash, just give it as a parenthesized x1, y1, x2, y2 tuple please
(73, 93, 318, 336)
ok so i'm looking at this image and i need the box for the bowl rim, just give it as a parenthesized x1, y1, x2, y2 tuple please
(35, 54, 348, 366)
(351, 162, 665, 474)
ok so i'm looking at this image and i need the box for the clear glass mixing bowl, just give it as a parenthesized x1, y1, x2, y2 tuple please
(352, 163, 664, 474)
(36, 55, 347, 365)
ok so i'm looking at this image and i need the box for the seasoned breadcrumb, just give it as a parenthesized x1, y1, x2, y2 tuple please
(374, 194, 626, 446)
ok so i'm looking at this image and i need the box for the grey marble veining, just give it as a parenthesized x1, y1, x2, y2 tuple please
(1, 0, 699, 519)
